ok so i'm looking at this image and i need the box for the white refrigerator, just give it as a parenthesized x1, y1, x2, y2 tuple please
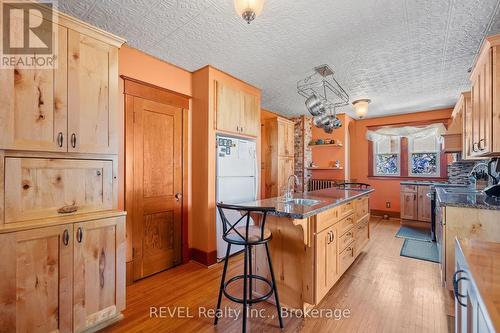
(216, 135, 258, 260)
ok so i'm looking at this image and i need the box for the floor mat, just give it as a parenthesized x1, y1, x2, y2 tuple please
(400, 239, 439, 263)
(395, 225, 432, 242)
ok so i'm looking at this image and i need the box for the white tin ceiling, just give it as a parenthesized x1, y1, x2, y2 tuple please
(59, 0, 500, 118)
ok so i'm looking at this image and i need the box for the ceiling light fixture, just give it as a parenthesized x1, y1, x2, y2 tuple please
(352, 99, 371, 119)
(234, 0, 264, 24)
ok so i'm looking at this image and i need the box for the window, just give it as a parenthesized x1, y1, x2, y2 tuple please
(368, 122, 445, 179)
(408, 136, 440, 177)
(374, 136, 400, 176)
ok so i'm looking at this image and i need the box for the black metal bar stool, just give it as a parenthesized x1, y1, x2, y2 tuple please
(215, 203, 284, 332)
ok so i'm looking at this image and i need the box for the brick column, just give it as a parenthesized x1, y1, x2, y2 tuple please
(291, 115, 312, 192)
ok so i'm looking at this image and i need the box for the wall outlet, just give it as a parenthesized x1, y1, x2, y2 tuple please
(386, 202, 391, 208)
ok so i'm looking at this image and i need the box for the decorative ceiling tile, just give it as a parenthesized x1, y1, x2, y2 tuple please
(58, 0, 500, 118)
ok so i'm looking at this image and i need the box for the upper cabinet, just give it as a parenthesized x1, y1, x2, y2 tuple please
(442, 92, 467, 153)
(0, 6, 124, 154)
(68, 30, 119, 154)
(215, 80, 260, 137)
(469, 35, 500, 157)
(0, 13, 68, 152)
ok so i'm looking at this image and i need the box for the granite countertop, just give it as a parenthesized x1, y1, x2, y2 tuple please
(456, 238, 500, 331)
(239, 188, 374, 219)
(435, 187, 500, 210)
(400, 180, 449, 186)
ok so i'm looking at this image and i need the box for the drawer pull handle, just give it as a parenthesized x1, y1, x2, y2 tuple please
(58, 205, 78, 214)
(76, 227, 83, 243)
(478, 139, 486, 151)
(57, 132, 64, 147)
(71, 133, 77, 148)
(63, 229, 69, 246)
(453, 270, 467, 307)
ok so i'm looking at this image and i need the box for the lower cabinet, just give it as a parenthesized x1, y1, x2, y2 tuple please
(315, 225, 338, 301)
(400, 184, 431, 222)
(0, 215, 125, 333)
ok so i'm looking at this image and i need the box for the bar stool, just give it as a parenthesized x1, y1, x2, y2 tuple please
(215, 203, 284, 332)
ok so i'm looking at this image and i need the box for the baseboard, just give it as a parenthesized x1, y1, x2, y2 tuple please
(370, 209, 400, 218)
(190, 248, 217, 266)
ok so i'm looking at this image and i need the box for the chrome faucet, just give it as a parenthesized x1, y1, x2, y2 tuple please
(284, 174, 299, 202)
(468, 162, 488, 189)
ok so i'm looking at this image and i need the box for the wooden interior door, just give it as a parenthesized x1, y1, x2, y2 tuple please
(133, 97, 183, 280)
(68, 30, 118, 154)
(73, 217, 125, 332)
(0, 13, 67, 152)
(0, 224, 73, 333)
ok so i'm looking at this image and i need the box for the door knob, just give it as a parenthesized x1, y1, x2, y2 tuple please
(175, 193, 183, 201)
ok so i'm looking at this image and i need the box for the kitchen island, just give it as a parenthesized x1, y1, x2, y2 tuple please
(241, 187, 373, 310)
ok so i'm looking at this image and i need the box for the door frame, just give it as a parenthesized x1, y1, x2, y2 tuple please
(122, 76, 190, 282)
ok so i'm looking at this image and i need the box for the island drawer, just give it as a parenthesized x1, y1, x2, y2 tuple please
(315, 207, 339, 233)
(339, 226, 354, 253)
(354, 215, 369, 255)
(354, 196, 369, 220)
(339, 241, 356, 275)
(335, 214, 355, 237)
(339, 201, 354, 219)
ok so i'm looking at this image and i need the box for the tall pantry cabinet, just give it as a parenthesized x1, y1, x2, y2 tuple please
(0, 4, 126, 333)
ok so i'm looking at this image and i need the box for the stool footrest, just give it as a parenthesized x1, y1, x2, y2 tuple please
(223, 274, 274, 304)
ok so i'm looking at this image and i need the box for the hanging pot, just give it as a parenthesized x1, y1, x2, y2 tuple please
(331, 117, 342, 129)
(313, 114, 330, 127)
(305, 94, 325, 116)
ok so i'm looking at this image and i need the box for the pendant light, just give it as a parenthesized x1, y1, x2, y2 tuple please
(234, 0, 264, 24)
(352, 99, 371, 119)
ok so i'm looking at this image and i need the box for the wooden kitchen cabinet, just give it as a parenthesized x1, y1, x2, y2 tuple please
(0, 16, 68, 152)
(417, 185, 432, 222)
(0, 215, 125, 333)
(442, 92, 467, 153)
(277, 119, 295, 157)
(4, 157, 115, 224)
(263, 116, 295, 198)
(68, 30, 119, 154)
(315, 225, 338, 301)
(0, 11, 121, 155)
(0, 224, 73, 333)
(400, 191, 418, 220)
(73, 217, 125, 332)
(468, 35, 500, 157)
(215, 81, 260, 137)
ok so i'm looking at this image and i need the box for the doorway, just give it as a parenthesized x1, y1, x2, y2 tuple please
(123, 77, 189, 281)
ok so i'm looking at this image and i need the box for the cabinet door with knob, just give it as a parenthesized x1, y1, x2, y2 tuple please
(73, 217, 125, 332)
(68, 30, 119, 154)
(400, 192, 418, 220)
(315, 225, 337, 302)
(0, 224, 73, 333)
(417, 186, 432, 222)
(0, 19, 68, 152)
(215, 81, 242, 135)
(240, 91, 260, 137)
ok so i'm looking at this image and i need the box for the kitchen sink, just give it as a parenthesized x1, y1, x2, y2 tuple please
(443, 188, 483, 194)
(285, 198, 322, 206)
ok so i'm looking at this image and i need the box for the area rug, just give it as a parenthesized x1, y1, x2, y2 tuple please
(400, 239, 439, 263)
(395, 225, 432, 242)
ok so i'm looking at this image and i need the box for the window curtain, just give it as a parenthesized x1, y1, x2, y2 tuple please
(366, 123, 446, 142)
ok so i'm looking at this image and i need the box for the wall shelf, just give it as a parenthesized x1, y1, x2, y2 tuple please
(309, 143, 343, 148)
(307, 167, 344, 170)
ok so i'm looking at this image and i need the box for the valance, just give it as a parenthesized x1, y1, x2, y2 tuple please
(366, 123, 446, 142)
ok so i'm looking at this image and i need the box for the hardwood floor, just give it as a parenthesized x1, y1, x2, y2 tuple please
(102, 217, 454, 333)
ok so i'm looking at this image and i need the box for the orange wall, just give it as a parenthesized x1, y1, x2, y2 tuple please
(118, 45, 193, 262)
(349, 108, 453, 213)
